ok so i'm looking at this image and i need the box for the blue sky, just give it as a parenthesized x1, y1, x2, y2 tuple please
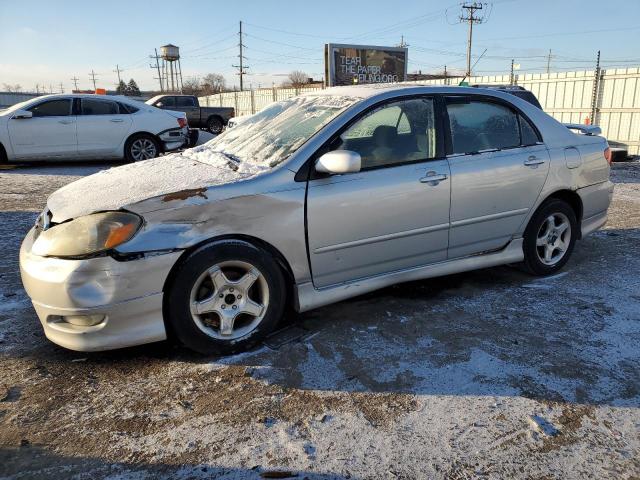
(1, 0, 639, 92)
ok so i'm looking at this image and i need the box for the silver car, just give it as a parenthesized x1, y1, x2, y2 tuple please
(19, 85, 614, 354)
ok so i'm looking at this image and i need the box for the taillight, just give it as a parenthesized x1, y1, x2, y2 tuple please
(177, 117, 187, 128)
(604, 147, 612, 165)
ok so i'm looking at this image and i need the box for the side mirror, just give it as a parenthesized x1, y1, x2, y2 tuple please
(12, 110, 33, 120)
(155, 102, 164, 108)
(315, 150, 361, 175)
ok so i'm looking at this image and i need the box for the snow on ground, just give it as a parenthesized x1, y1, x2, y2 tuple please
(0, 160, 639, 479)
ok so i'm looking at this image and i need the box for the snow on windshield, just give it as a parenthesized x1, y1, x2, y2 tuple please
(202, 95, 359, 167)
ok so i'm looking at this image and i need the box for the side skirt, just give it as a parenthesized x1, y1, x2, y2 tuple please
(294, 238, 524, 313)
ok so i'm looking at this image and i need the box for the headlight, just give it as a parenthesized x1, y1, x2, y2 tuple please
(32, 211, 142, 258)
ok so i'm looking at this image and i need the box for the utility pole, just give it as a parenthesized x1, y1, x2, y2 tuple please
(460, 2, 485, 79)
(89, 70, 98, 90)
(590, 50, 601, 125)
(70, 76, 79, 92)
(232, 20, 249, 91)
(59, 82, 64, 93)
(546, 49, 552, 74)
(150, 49, 164, 92)
(114, 64, 123, 85)
(510, 59, 514, 85)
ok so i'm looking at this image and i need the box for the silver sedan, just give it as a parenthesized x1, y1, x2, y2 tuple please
(19, 85, 614, 354)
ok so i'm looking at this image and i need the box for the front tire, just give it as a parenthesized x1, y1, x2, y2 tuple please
(165, 240, 286, 355)
(521, 199, 578, 276)
(207, 116, 224, 134)
(125, 134, 160, 162)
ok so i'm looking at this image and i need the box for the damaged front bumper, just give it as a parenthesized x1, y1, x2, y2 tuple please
(19, 227, 182, 352)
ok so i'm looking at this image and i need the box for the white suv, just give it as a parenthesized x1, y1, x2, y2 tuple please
(0, 94, 188, 163)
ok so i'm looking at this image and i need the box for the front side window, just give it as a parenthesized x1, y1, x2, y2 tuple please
(446, 99, 520, 154)
(333, 98, 437, 169)
(81, 99, 118, 115)
(176, 96, 196, 107)
(28, 99, 72, 117)
(157, 97, 175, 108)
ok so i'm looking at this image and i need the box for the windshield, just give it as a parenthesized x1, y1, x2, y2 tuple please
(203, 95, 359, 168)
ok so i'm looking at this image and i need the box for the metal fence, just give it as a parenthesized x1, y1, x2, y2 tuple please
(200, 67, 640, 155)
(0, 92, 41, 108)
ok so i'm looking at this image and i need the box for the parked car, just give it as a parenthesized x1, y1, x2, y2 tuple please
(472, 85, 543, 109)
(146, 94, 234, 134)
(0, 94, 188, 163)
(20, 85, 613, 355)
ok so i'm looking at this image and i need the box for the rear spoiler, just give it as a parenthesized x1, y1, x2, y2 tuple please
(564, 123, 602, 136)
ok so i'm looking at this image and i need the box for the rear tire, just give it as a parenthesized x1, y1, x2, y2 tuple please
(124, 134, 160, 162)
(0, 143, 8, 165)
(165, 240, 286, 355)
(521, 199, 578, 276)
(207, 116, 224, 134)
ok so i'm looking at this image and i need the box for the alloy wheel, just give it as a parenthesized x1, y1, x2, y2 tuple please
(189, 260, 269, 340)
(536, 212, 572, 266)
(130, 138, 157, 160)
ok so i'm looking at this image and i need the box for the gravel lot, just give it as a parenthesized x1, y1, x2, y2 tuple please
(1, 159, 639, 479)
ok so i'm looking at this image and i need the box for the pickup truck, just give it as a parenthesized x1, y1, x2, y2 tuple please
(145, 94, 234, 134)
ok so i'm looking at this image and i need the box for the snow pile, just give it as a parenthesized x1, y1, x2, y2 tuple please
(46, 150, 267, 222)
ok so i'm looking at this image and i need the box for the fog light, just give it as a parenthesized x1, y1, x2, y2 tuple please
(63, 314, 105, 327)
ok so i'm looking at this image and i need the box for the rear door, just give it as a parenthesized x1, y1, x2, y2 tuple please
(444, 96, 550, 258)
(8, 98, 77, 159)
(76, 98, 132, 157)
(176, 96, 200, 125)
(306, 97, 451, 287)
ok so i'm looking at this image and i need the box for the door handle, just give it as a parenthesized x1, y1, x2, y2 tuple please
(524, 155, 545, 166)
(58, 120, 74, 125)
(110, 119, 124, 123)
(419, 172, 448, 185)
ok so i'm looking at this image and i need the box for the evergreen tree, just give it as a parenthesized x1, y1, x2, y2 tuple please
(126, 78, 140, 96)
(116, 80, 127, 94)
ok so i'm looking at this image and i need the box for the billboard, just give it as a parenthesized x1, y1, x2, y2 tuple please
(324, 43, 408, 87)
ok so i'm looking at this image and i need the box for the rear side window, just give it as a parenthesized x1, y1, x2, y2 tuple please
(118, 102, 139, 114)
(176, 96, 196, 107)
(81, 99, 118, 115)
(519, 115, 540, 145)
(446, 99, 520, 154)
(28, 99, 71, 117)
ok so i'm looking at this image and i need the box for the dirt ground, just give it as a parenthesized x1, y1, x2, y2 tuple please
(0, 160, 639, 479)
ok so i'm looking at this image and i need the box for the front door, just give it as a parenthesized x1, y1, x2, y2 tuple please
(306, 97, 451, 288)
(8, 98, 77, 159)
(444, 96, 550, 258)
(76, 98, 132, 157)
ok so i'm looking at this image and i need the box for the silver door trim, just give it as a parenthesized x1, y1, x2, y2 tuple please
(313, 222, 450, 254)
(296, 238, 525, 312)
(451, 208, 529, 228)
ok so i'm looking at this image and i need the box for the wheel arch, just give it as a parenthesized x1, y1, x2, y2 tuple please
(528, 189, 584, 238)
(161, 234, 296, 337)
(206, 114, 224, 125)
(124, 131, 163, 154)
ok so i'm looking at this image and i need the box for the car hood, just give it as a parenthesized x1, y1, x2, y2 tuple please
(47, 148, 270, 223)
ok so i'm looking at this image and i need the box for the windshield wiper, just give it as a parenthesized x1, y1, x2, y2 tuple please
(214, 151, 241, 171)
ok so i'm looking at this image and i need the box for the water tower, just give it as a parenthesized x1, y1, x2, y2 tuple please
(160, 44, 183, 92)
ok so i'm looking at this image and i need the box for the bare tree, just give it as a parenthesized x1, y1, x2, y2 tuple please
(182, 77, 202, 95)
(2, 83, 22, 93)
(287, 71, 309, 88)
(201, 73, 226, 95)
